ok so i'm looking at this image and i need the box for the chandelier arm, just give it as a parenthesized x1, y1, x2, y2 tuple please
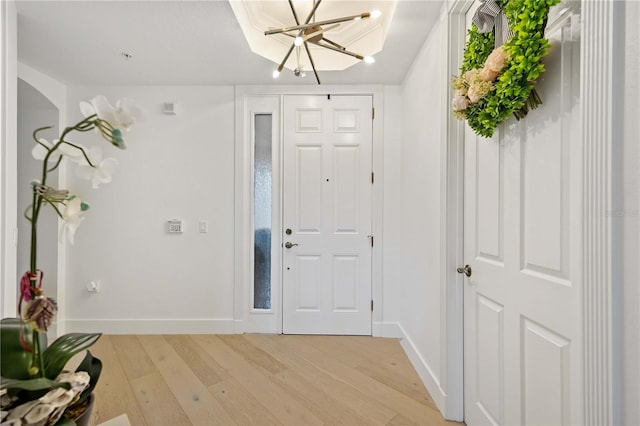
(288, 0, 301, 25)
(279, 35, 364, 61)
(303, 0, 322, 24)
(303, 42, 321, 85)
(310, 39, 364, 60)
(320, 37, 346, 51)
(264, 12, 369, 36)
(272, 0, 321, 64)
(277, 43, 297, 73)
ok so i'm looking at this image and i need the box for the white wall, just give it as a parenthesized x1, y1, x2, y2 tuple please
(382, 12, 449, 412)
(1, 0, 18, 318)
(381, 84, 404, 336)
(63, 86, 235, 334)
(621, 1, 640, 423)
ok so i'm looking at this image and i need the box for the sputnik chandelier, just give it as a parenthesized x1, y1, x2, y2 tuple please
(265, 0, 381, 84)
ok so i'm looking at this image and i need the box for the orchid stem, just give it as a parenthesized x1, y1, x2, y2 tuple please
(47, 156, 63, 173)
(44, 199, 65, 219)
(62, 141, 95, 168)
(26, 115, 96, 379)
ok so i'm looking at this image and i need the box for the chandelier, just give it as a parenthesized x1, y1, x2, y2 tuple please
(264, 0, 381, 84)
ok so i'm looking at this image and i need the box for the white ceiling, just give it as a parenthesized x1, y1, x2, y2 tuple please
(16, 0, 444, 86)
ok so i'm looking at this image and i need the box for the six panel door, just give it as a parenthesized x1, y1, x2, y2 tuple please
(463, 2, 581, 425)
(282, 95, 373, 335)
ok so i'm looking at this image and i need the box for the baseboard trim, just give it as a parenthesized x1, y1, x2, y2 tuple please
(64, 319, 235, 334)
(233, 319, 244, 334)
(373, 321, 404, 338)
(394, 323, 447, 415)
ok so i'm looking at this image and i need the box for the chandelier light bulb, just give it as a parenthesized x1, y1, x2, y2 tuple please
(370, 10, 382, 19)
(294, 36, 304, 46)
(272, 69, 281, 79)
(364, 56, 375, 64)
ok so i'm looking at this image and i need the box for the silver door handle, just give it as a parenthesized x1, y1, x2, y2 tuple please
(284, 242, 299, 249)
(456, 265, 472, 277)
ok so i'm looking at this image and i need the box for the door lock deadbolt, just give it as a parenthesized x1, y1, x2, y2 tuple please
(285, 228, 292, 235)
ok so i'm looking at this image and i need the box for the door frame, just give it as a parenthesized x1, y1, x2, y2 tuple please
(234, 85, 385, 335)
(443, 0, 622, 422)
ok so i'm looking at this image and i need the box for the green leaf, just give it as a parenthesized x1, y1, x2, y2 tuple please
(1, 318, 36, 380)
(42, 333, 102, 380)
(55, 417, 76, 426)
(1, 377, 70, 392)
(71, 351, 102, 407)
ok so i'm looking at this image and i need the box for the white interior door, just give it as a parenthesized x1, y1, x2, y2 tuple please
(463, 3, 581, 425)
(282, 94, 373, 335)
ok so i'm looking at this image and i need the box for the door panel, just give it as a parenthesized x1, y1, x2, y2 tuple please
(295, 255, 322, 310)
(332, 255, 359, 311)
(296, 146, 323, 232)
(283, 95, 373, 335)
(463, 2, 580, 425)
(475, 294, 504, 425)
(521, 318, 571, 425)
(334, 146, 359, 232)
(476, 140, 503, 263)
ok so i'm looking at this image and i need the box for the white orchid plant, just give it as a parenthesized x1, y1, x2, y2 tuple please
(1, 96, 140, 426)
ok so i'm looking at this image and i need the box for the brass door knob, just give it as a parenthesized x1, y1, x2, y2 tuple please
(456, 265, 472, 277)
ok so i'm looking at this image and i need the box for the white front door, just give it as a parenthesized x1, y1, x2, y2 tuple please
(463, 3, 581, 425)
(282, 95, 373, 335)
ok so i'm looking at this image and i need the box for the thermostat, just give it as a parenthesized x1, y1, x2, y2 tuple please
(167, 219, 183, 233)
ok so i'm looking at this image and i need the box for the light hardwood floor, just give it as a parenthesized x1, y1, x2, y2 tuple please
(89, 334, 460, 426)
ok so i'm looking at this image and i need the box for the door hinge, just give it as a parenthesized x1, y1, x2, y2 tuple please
(372, 107, 375, 119)
(371, 172, 374, 184)
(371, 300, 374, 312)
(368, 235, 374, 247)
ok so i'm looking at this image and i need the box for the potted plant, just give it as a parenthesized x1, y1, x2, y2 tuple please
(1, 95, 140, 426)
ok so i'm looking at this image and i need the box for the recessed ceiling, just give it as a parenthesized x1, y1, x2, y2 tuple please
(15, 0, 444, 86)
(230, 0, 397, 72)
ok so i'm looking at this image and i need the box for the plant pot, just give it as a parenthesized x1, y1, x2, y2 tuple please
(67, 393, 95, 426)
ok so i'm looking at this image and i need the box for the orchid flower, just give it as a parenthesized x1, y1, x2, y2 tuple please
(23, 296, 58, 332)
(80, 95, 141, 149)
(59, 197, 89, 245)
(76, 146, 118, 189)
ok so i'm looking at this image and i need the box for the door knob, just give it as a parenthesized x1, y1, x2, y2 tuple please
(284, 242, 299, 249)
(456, 265, 472, 277)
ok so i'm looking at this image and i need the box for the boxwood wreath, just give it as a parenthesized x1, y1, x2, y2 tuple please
(452, 0, 560, 138)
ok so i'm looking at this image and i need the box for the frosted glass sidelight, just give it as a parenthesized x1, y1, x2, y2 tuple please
(254, 114, 272, 309)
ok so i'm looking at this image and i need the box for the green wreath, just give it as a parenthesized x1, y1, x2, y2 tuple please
(452, 0, 559, 138)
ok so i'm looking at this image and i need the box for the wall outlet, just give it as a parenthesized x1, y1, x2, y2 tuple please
(199, 220, 208, 233)
(87, 281, 101, 293)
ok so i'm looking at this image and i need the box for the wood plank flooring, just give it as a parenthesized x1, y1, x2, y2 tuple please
(90, 335, 460, 426)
